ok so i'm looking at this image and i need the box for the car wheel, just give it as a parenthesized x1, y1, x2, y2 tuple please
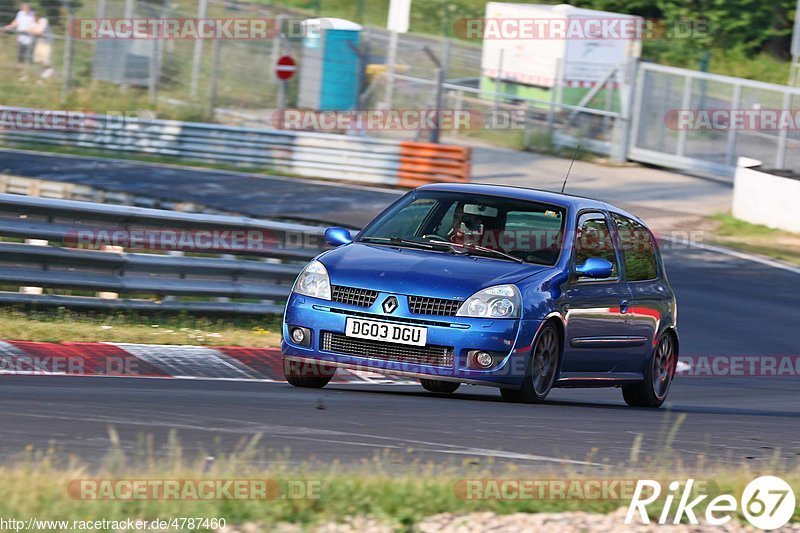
(283, 358, 336, 388)
(622, 333, 676, 408)
(500, 322, 560, 403)
(420, 379, 460, 393)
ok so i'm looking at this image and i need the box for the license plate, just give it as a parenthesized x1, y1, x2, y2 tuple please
(344, 317, 428, 347)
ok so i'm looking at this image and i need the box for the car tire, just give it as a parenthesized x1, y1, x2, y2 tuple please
(283, 358, 336, 389)
(622, 332, 676, 408)
(420, 379, 460, 394)
(500, 322, 561, 404)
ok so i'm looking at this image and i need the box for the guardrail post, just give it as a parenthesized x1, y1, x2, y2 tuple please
(97, 245, 124, 300)
(27, 179, 41, 197)
(216, 254, 234, 304)
(20, 239, 48, 295)
(162, 250, 185, 303)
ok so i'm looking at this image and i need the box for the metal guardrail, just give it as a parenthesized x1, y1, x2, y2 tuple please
(0, 173, 208, 211)
(0, 193, 329, 314)
(0, 106, 471, 186)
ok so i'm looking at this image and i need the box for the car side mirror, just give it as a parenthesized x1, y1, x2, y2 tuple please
(576, 257, 614, 279)
(324, 227, 353, 247)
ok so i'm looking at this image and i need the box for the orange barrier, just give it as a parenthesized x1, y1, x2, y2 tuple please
(397, 141, 471, 188)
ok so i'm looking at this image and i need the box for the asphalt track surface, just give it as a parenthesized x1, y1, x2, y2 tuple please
(0, 151, 798, 469)
(0, 149, 399, 227)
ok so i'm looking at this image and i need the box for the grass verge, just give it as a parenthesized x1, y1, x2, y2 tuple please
(709, 213, 800, 266)
(0, 434, 797, 530)
(0, 308, 282, 348)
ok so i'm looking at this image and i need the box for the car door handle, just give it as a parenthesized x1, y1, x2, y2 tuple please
(620, 300, 630, 314)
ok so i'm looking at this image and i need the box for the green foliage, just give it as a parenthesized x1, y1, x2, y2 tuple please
(36, 0, 62, 27)
(260, 0, 796, 76)
(0, 0, 78, 28)
(0, 0, 20, 21)
(574, 0, 796, 64)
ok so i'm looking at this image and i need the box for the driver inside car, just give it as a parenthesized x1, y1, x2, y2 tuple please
(450, 203, 488, 246)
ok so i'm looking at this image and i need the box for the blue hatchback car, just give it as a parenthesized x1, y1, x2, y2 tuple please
(282, 183, 678, 407)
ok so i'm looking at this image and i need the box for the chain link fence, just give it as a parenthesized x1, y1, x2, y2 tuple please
(2, 0, 800, 176)
(0, 0, 306, 123)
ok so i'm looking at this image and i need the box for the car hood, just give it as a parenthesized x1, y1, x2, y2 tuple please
(319, 242, 548, 299)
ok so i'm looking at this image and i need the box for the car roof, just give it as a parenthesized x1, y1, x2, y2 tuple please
(416, 183, 646, 225)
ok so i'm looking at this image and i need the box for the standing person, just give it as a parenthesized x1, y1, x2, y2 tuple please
(31, 12, 53, 78)
(3, 2, 36, 64)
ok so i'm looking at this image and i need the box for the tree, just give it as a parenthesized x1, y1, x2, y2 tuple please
(574, 0, 795, 59)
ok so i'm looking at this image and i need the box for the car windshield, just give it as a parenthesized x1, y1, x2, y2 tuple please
(358, 191, 566, 265)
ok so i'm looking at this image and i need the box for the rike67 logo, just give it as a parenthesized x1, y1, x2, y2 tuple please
(626, 476, 796, 530)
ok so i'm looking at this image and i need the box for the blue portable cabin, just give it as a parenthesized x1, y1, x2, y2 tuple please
(298, 18, 363, 111)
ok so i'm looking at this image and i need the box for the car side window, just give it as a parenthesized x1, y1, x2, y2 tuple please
(611, 213, 659, 281)
(574, 213, 618, 280)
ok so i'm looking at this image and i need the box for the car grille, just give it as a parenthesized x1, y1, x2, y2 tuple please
(321, 332, 454, 367)
(331, 285, 379, 307)
(407, 296, 463, 316)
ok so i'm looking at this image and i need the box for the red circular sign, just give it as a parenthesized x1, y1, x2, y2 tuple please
(275, 55, 296, 80)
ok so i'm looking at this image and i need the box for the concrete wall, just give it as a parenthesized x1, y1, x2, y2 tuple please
(733, 157, 800, 233)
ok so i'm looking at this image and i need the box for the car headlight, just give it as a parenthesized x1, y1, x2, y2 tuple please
(293, 260, 331, 300)
(456, 284, 521, 318)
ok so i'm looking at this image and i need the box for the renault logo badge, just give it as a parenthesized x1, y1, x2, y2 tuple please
(382, 296, 398, 314)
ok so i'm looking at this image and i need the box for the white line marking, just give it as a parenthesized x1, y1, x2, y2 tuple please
(1, 408, 599, 465)
(429, 448, 602, 466)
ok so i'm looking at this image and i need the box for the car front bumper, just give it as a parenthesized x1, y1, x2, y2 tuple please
(281, 293, 542, 387)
